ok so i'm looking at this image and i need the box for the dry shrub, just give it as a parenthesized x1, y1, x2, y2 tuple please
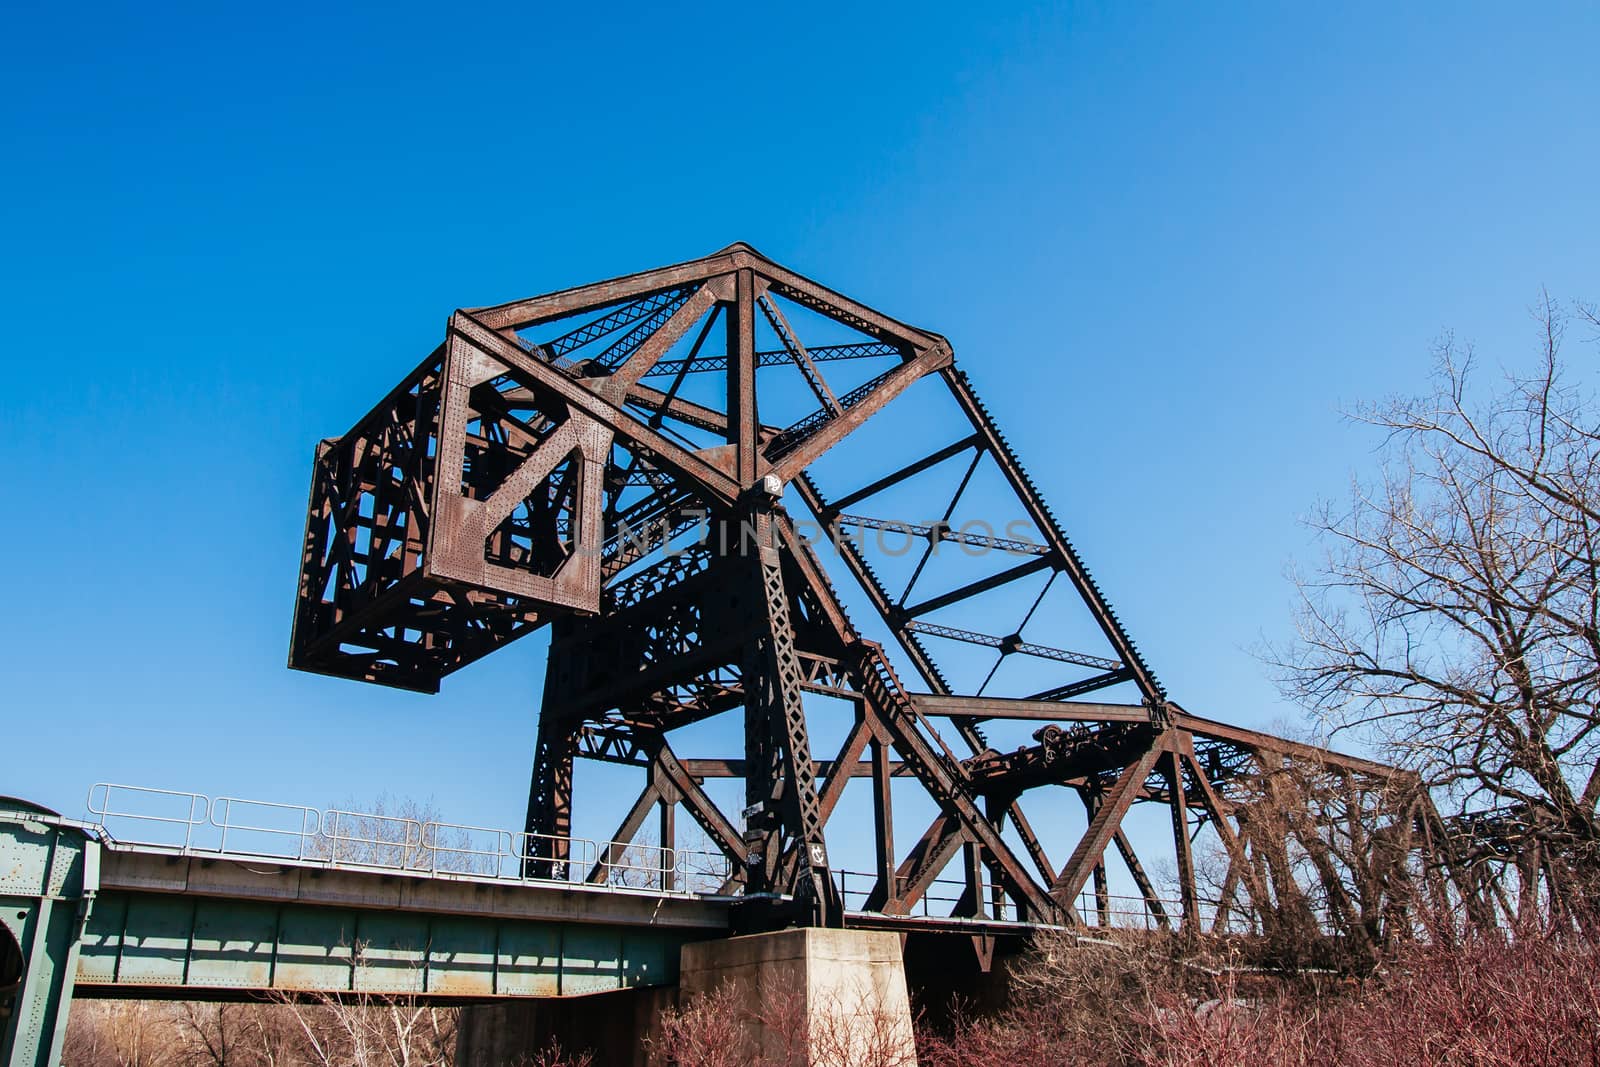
(1129, 968, 1324, 1067)
(919, 924, 1600, 1067)
(512, 1042, 594, 1067)
(809, 984, 917, 1067)
(916, 930, 1209, 1067)
(1326, 931, 1600, 1067)
(651, 979, 914, 1067)
(652, 985, 762, 1067)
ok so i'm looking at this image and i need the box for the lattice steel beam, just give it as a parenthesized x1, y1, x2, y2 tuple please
(290, 243, 1451, 943)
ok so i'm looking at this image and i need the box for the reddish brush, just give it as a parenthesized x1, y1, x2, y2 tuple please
(918, 927, 1600, 1067)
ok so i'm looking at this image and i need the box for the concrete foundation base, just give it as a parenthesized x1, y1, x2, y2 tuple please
(679, 928, 917, 1066)
(457, 928, 918, 1066)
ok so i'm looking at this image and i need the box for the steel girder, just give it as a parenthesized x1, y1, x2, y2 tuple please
(291, 243, 1465, 939)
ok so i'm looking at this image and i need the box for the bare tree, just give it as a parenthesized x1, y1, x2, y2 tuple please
(1205, 749, 1434, 964)
(64, 1001, 183, 1067)
(64, 990, 458, 1067)
(274, 990, 457, 1067)
(174, 1002, 250, 1066)
(311, 794, 493, 876)
(1277, 296, 1600, 913)
(594, 822, 732, 893)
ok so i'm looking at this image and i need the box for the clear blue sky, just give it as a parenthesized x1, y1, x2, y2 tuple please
(3, 2, 1596, 879)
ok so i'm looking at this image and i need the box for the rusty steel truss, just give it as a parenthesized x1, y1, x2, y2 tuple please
(290, 243, 1485, 945)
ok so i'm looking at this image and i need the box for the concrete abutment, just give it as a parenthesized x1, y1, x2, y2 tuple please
(458, 927, 918, 1067)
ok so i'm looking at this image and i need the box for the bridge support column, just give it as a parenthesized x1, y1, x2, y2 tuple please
(680, 928, 916, 1066)
(1, 805, 96, 1067)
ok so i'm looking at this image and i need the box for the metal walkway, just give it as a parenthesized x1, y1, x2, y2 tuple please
(1, 789, 730, 1067)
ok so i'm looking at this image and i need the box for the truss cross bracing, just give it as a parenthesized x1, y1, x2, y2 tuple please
(291, 243, 1478, 943)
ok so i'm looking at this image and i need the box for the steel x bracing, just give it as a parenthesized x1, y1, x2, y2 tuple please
(290, 242, 1482, 940)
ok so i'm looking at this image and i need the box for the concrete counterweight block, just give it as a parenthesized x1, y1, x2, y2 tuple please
(679, 928, 917, 1066)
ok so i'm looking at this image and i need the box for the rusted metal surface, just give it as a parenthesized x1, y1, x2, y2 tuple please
(290, 243, 1474, 938)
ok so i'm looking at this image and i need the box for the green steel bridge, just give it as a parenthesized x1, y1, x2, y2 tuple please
(1, 786, 733, 1067)
(3, 785, 1122, 1067)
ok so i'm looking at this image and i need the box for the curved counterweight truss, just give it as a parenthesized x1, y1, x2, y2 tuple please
(291, 243, 1493, 942)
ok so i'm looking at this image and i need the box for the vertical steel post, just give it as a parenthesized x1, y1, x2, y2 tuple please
(1, 808, 97, 1067)
(871, 732, 897, 910)
(1167, 748, 1199, 930)
(727, 268, 758, 484)
(526, 618, 580, 879)
(659, 798, 677, 893)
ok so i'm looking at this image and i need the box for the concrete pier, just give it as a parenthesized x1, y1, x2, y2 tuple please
(678, 928, 917, 1067)
(458, 927, 918, 1066)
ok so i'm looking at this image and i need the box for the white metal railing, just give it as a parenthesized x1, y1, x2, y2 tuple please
(86, 782, 729, 896)
(210, 795, 321, 859)
(831, 868, 1191, 929)
(1073, 890, 1197, 930)
(86, 783, 209, 850)
(833, 868, 1024, 922)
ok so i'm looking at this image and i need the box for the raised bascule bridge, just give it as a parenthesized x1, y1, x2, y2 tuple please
(3, 245, 1490, 1065)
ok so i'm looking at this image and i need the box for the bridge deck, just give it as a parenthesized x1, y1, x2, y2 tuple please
(1, 795, 1105, 1067)
(74, 846, 729, 1000)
